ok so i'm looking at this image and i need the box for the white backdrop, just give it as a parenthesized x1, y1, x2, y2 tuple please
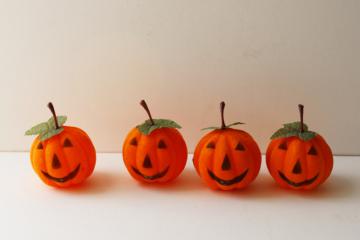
(0, 0, 359, 154)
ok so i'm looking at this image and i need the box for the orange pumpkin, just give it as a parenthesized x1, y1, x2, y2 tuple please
(266, 104, 333, 190)
(26, 103, 96, 188)
(193, 102, 261, 190)
(122, 100, 187, 183)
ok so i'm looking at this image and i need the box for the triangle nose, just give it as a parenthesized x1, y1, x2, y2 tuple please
(292, 160, 302, 174)
(221, 155, 231, 171)
(52, 154, 62, 169)
(143, 155, 152, 168)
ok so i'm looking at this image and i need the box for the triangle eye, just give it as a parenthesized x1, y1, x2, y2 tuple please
(308, 146, 317, 155)
(206, 142, 215, 149)
(37, 143, 43, 150)
(130, 138, 138, 146)
(158, 140, 167, 149)
(278, 142, 287, 150)
(235, 143, 245, 151)
(63, 138, 73, 147)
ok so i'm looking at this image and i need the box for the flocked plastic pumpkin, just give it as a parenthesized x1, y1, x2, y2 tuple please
(266, 104, 333, 190)
(25, 103, 96, 188)
(193, 102, 261, 191)
(122, 100, 187, 183)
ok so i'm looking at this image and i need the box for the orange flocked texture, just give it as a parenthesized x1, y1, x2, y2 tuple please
(122, 100, 187, 183)
(31, 126, 96, 188)
(26, 102, 96, 188)
(266, 104, 333, 190)
(193, 102, 261, 191)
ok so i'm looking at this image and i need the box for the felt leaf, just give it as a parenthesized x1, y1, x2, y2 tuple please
(39, 128, 64, 141)
(137, 119, 181, 135)
(25, 122, 49, 135)
(298, 131, 317, 141)
(47, 116, 67, 129)
(153, 119, 181, 129)
(283, 121, 308, 132)
(137, 122, 152, 135)
(148, 124, 161, 134)
(201, 122, 245, 131)
(201, 126, 220, 131)
(270, 128, 298, 140)
(271, 120, 317, 141)
(226, 122, 245, 128)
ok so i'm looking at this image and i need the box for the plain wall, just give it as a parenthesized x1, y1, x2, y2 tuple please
(1, 0, 359, 154)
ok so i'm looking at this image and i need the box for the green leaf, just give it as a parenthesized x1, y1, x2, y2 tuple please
(270, 128, 298, 139)
(137, 119, 181, 135)
(271, 120, 317, 141)
(25, 122, 49, 135)
(47, 116, 67, 129)
(153, 119, 181, 129)
(39, 128, 64, 141)
(226, 122, 245, 128)
(137, 122, 151, 135)
(201, 126, 220, 131)
(283, 121, 308, 131)
(298, 131, 317, 141)
(201, 121, 245, 131)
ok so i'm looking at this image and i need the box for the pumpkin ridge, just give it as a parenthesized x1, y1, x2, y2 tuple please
(154, 132, 166, 174)
(193, 131, 216, 173)
(134, 130, 144, 172)
(65, 129, 90, 180)
(164, 129, 186, 179)
(307, 137, 325, 187)
(198, 132, 220, 186)
(223, 133, 238, 176)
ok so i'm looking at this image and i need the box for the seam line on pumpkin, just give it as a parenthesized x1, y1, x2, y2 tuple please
(135, 132, 144, 171)
(58, 130, 73, 181)
(70, 128, 90, 180)
(199, 133, 219, 181)
(224, 134, 237, 176)
(164, 131, 179, 177)
(309, 138, 323, 184)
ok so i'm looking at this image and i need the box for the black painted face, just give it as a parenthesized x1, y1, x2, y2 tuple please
(42, 164, 81, 183)
(278, 171, 319, 187)
(39, 138, 81, 183)
(205, 141, 249, 186)
(277, 142, 319, 187)
(130, 138, 170, 181)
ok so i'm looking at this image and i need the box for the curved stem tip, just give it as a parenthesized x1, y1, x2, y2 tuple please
(140, 100, 155, 125)
(47, 102, 59, 129)
(220, 101, 226, 129)
(298, 104, 304, 133)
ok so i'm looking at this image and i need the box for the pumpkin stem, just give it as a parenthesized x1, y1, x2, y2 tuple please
(48, 102, 59, 129)
(220, 101, 226, 129)
(298, 104, 304, 133)
(140, 100, 155, 125)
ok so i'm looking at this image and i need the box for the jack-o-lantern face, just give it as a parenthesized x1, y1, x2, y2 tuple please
(193, 102, 261, 191)
(31, 126, 96, 188)
(194, 129, 261, 190)
(123, 127, 187, 183)
(26, 103, 96, 188)
(266, 135, 333, 190)
(122, 100, 187, 183)
(266, 104, 333, 190)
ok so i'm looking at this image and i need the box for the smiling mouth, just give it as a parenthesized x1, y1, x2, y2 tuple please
(131, 166, 169, 180)
(41, 164, 81, 183)
(208, 169, 249, 186)
(278, 171, 319, 187)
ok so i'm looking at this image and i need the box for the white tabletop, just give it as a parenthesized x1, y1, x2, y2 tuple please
(1, 152, 359, 240)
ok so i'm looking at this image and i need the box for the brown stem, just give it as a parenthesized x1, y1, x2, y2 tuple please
(298, 104, 304, 133)
(140, 100, 155, 125)
(47, 102, 59, 129)
(220, 101, 226, 129)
